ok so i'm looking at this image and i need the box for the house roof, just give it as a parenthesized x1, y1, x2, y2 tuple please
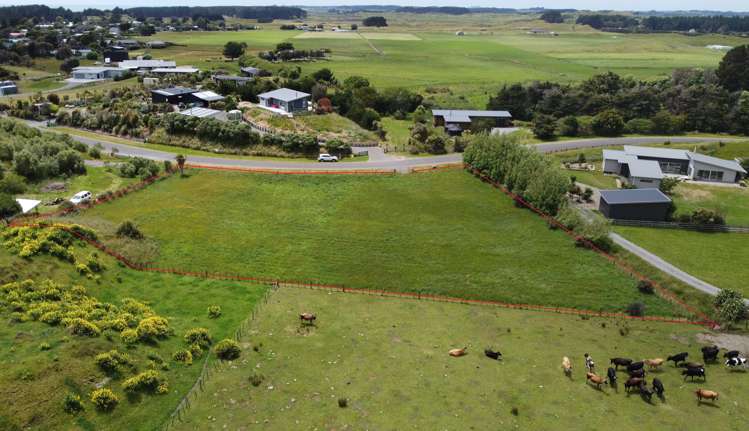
(151, 86, 196, 97)
(119, 59, 176, 69)
(72, 66, 123, 74)
(213, 74, 253, 81)
(627, 159, 664, 179)
(687, 152, 747, 174)
(622, 145, 689, 160)
(179, 107, 224, 119)
(152, 67, 199, 74)
(602, 149, 628, 162)
(191, 91, 224, 102)
(432, 109, 512, 123)
(258, 88, 311, 102)
(600, 188, 672, 205)
(240, 66, 260, 74)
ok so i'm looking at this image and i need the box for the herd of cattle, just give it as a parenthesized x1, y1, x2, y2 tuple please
(566, 346, 746, 404)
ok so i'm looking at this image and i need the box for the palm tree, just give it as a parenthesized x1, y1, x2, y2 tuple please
(175, 154, 186, 176)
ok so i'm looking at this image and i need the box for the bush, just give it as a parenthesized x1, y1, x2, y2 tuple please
(0, 192, 21, 219)
(557, 116, 579, 137)
(207, 305, 222, 319)
(88, 147, 101, 159)
(689, 208, 725, 225)
(95, 350, 132, 374)
(592, 109, 624, 136)
(173, 349, 193, 365)
(532, 114, 556, 140)
(116, 221, 144, 240)
(122, 370, 169, 394)
(214, 339, 241, 360)
(136, 316, 170, 341)
(90, 388, 119, 411)
(0, 173, 27, 194)
(637, 280, 655, 294)
(625, 118, 654, 134)
(626, 302, 646, 317)
(714, 289, 748, 326)
(248, 373, 264, 387)
(39, 342, 51, 350)
(63, 393, 84, 414)
(118, 157, 160, 179)
(184, 327, 212, 349)
(121, 328, 138, 345)
(66, 318, 101, 337)
(338, 397, 348, 408)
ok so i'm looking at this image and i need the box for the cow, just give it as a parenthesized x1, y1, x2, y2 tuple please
(695, 389, 719, 403)
(624, 377, 644, 392)
(639, 382, 654, 402)
(725, 357, 748, 368)
(449, 347, 468, 357)
(682, 367, 706, 381)
(701, 345, 720, 363)
(586, 372, 606, 389)
(652, 378, 665, 398)
(667, 352, 688, 367)
(607, 367, 617, 384)
(562, 356, 572, 376)
(628, 368, 645, 379)
(724, 350, 741, 359)
(644, 358, 664, 370)
(610, 358, 632, 370)
(682, 362, 704, 370)
(484, 348, 502, 360)
(584, 353, 595, 371)
(627, 361, 644, 372)
(299, 313, 316, 325)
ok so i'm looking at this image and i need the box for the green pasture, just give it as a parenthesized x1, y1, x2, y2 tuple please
(64, 169, 683, 316)
(177, 287, 748, 430)
(672, 184, 749, 226)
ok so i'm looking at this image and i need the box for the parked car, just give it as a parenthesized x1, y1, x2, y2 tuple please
(318, 153, 339, 162)
(70, 191, 92, 205)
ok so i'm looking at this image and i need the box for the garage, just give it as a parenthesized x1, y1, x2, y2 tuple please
(598, 188, 673, 221)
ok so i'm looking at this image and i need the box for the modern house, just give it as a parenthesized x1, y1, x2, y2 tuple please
(212, 74, 254, 86)
(150, 67, 200, 75)
(118, 59, 176, 72)
(0, 81, 18, 96)
(257, 88, 311, 114)
(240, 66, 261, 77)
(599, 188, 673, 221)
(71, 66, 128, 80)
(603, 146, 746, 185)
(178, 107, 228, 122)
(150, 87, 198, 104)
(188, 91, 225, 106)
(432, 109, 513, 136)
(103, 46, 129, 63)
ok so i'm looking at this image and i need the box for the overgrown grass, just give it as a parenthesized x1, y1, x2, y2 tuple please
(672, 184, 749, 226)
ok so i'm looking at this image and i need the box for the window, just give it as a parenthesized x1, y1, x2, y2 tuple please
(696, 170, 724, 181)
(659, 161, 684, 174)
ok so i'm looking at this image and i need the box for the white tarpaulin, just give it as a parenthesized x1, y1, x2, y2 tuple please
(15, 199, 41, 214)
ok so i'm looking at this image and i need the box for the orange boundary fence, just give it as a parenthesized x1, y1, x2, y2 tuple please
(185, 163, 396, 175)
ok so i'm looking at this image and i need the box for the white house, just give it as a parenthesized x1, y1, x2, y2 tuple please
(71, 66, 128, 80)
(118, 59, 176, 71)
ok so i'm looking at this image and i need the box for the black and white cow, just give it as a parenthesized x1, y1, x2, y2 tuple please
(725, 357, 748, 368)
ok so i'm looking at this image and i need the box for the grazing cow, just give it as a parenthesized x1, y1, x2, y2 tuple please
(701, 345, 720, 362)
(624, 377, 644, 392)
(299, 313, 316, 325)
(644, 358, 664, 370)
(682, 362, 704, 370)
(628, 368, 645, 378)
(484, 348, 502, 360)
(627, 361, 644, 372)
(682, 367, 706, 381)
(667, 352, 688, 367)
(607, 367, 617, 384)
(586, 372, 606, 389)
(562, 356, 572, 376)
(695, 389, 719, 403)
(449, 347, 468, 357)
(652, 378, 665, 397)
(584, 353, 595, 371)
(639, 382, 654, 402)
(725, 357, 748, 368)
(724, 350, 741, 359)
(610, 358, 632, 370)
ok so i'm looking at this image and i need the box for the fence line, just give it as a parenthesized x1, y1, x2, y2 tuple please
(611, 219, 749, 233)
(410, 163, 465, 173)
(185, 163, 396, 176)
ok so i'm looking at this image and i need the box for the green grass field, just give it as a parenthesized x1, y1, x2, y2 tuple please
(176, 287, 748, 430)
(62, 169, 681, 316)
(672, 184, 749, 226)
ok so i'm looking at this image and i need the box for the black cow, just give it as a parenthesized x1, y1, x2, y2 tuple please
(667, 352, 688, 367)
(682, 367, 706, 381)
(610, 358, 632, 370)
(624, 377, 644, 392)
(639, 382, 654, 402)
(725, 357, 747, 368)
(627, 361, 644, 372)
(681, 362, 704, 369)
(652, 378, 665, 397)
(628, 368, 645, 378)
(484, 348, 502, 360)
(724, 350, 741, 359)
(607, 367, 617, 384)
(701, 345, 720, 362)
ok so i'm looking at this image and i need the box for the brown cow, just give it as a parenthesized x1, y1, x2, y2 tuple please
(299, 313, 316, 325)
(449, 347, 468, 357)
(695, 389, 719, 403)
(586, 372, 606, 389)
(644, 358, 664, 370)
(562, 356, 572, 376)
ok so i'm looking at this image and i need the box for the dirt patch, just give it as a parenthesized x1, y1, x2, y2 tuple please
(696, 332, 749, 352)
(41, 181, 66, 192)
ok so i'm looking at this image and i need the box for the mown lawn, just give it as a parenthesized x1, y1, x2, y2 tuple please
(0, 243, 267, 431)
(615, 227, 749, 297)
(177, 287, 749, 430)
(65, 169, 680, 316)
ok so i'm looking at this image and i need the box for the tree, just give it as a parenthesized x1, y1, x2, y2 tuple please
(223, 41, 247, 59)
(275, 42, 294, 52)
(60, 58, 79, 73)
(732, 91, 749, 135)
(540, 11, 564, 23)
(717, 45, 749, 92)
(312, 68, 335, 84)
(659, 177, 680, 195)
(0, 193, 21, 220)
(362, 16, 387, 27)
(714, 289, 748, 327)
(532, 114, 556, 140)
(175, 154, 186, 175)
(557, 116, 579, 137)
(591, 109, 625, 136)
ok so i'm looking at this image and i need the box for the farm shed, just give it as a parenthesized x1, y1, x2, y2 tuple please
(599, 189, 672, 221)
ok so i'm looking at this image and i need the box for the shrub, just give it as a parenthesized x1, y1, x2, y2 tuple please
(63, 393, 84, 414)
(626, 302, 646, 317)
(116, 221, 144, 240)
(248, 373, 264, 387)
(185, 327, 212, 348)
(714, 289, 748, 326)
(122, 370, 168, 394)
(121, 328, 139, 345)
(532, 114, 556, 140)
(637, 280, 655, 294)
(39, 342, 51, 351)
(172, 349, 193, 365)
(591, 109, 624, 136)
(214, 339, 241, 360)
(338, 397, 348, 408)
(689, 208, 725, 225)
(557, 116, 579, 137)
(136, 316, 170, 341)
(625, 118, 654, 135)
(95, 350, 132, 374)
(88, 147, 101, 159)
(207, 305, 222, 319)
(66, 318, 101, 337)
(90, 388, 119, 411)
(0, 192, 21, 219)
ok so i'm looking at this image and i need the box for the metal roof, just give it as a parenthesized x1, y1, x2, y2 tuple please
(258, 88, 311, 102)
(602, 149, 628, 162)
(72, 66, 122, 73)
(151, 86, 196, 96)
(151, 67, 199, 74)
(627, 159, 664, 179)
(191, 91, 224, 102)
(179, 107, 223, 118)
(432, 109, 512, 123)
(600, 188, 672, 205)
(213, 74, 253, 81)
(687, 152, 747, 174)
(622, 145, 689, 160)
(119, 59, 176, 69)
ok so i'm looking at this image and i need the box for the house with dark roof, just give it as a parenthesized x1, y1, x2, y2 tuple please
(103, 46, 129, 63)
(257, 88, 310, 114)
(150, 87, 198, 104)
(432, 109, 513, 136)
(599, 188, 673, 221)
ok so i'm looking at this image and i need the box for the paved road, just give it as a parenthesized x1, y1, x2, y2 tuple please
(610, 232, 749, 305)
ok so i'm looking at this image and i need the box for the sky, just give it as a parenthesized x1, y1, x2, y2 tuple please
(0, 1, 747, 13)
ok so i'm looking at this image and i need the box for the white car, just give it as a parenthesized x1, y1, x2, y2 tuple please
(317, 153, 339, 162)
(70, 191, 92, 205)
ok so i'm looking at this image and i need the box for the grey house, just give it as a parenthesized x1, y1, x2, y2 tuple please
(599, 189, 673, 221)
(0, 80, 18, 96)
(257, 88, 310, 114)
(71, 67, 128, 80)
(432, 109, 512, 136)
